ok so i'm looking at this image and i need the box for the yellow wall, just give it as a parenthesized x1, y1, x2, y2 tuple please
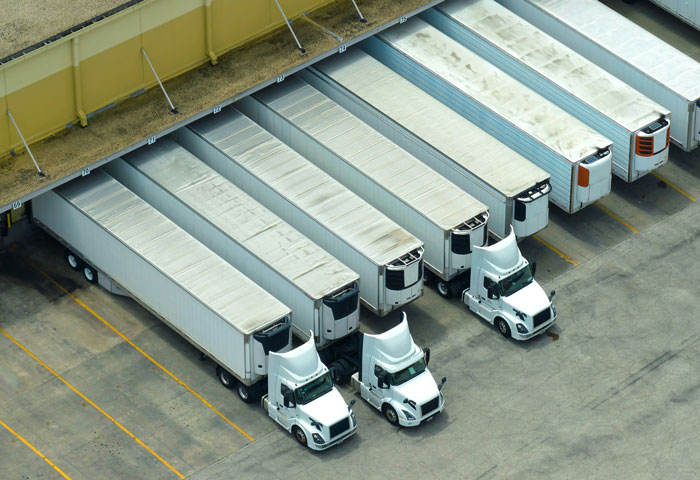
(0, 0, 333, 159)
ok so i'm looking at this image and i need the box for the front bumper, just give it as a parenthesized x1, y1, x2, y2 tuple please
(398, 394, 445, 427)
(511, 313, 557, 341)
(308, 422, 358, 451)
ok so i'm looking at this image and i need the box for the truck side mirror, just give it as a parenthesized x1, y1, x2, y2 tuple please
(424, 348, 431, 367)
(377, 372, 389, 389)
(531, 261, 537, 277)
(487, 284, 499, 300)
(283, 391, 295, 408)
(549, 290, 556, 301)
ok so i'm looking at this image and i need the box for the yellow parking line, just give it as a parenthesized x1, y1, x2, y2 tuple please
(650, 172, 697, 202)
(0, 418, 72, 480)
(0, 327, 185, 479)
(593, 203, 639, 234)
(532, 235, 579, 267)
(29, 261, 255, 443)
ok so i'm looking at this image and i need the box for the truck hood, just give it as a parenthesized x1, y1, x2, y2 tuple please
(298, 387, 350, 426)
(501, 280, 550, 317)
(392, 370, 439, 407)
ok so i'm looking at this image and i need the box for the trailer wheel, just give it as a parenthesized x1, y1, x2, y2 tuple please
(383, 404, 399, 425)
(292, 426, 307, 447)
(64, 250, 82, 271)
(83, 265, 98, 284)
(496, 318, 511, 338)
(236, 383, 253, 403)
(437, 281, 451, 298)
(216, 366, 235, 389)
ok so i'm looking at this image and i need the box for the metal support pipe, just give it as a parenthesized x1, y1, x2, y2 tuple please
(204, 0, 218, 65)
(6, 110, 45, 177)
(274, 0, 306, 53)
(350, 0, 367, 23)
(141, 48, 179, 114)
(71, 37, 88, 127)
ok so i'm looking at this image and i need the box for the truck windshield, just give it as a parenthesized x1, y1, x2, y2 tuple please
(498, 265, 533, 297)
(389, 357, 426, 386)
(294, 372, 333, 405)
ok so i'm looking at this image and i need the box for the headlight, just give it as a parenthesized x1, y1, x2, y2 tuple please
(402, 409, 415, 420)
(312, 433, 325, 444)
(350, 412, 356, 426)
(516, 323, 528, 334)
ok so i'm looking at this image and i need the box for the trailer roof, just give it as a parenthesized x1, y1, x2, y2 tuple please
(437, 0, 670, 132)
(313, 48, 550, 198)
(525, 0, 700, 102)
(123, 139, 359, 301)
(189, 108, 423, 267)
(377, 18, 612, 163)
(58, 170, 291, 335)
(254, 77, 489, 231)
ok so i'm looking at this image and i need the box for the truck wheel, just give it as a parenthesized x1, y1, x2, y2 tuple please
(83, 265, 98, 284)
(292, 426, 307, 447)
(383, 405, 399, 425)
(496, 318, 511, 338)
(437, 281, 451, 298)
(216, 366, 235, 389)
(236, 383, 253, 403)
(64, 250, 82, 271)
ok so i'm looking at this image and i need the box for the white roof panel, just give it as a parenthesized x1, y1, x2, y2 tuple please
(438, 0, 669, 132)
(314, 48, 549, 198)
(255, 77, 489, 231)
(189, 108, 423, 267)
(58, 170, 291, 335)
(378, 18, 612, 162)
(526, 0, 700, 102)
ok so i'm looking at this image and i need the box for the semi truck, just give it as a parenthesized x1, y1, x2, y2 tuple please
(31, 171, 357, 449)
(265, 336, 358, 449)
(462, 228, 556, 340)
(240, 77, 489, 297)
(423, 0, 672, 183)
(350, 314, 446, 426)
(105, 139, 361, 350)
(362, 18, 614, 214)
(302, 49, 551, 240)
(498, 0, 700, 152)
(649, 0, 700, 32)
(107, 140, 444, 429)
(171, 108, 425, 318)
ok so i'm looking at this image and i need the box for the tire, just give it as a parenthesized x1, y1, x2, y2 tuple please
(437, 281, 451, 298)
(328, 361, 342, 384)
(496, 317, 511, 339)
(83, 265, 97, 284)
(64, 250, 82, 271)
(217, 366, 235, 389)
(383, 404, 399, 425)
(236, 382, 253, 403)
(292, 426, 308, 447)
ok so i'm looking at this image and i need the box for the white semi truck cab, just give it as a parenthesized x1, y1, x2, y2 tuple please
(264, 336, 357, 450)
(351, 314, 446, 427)
(462, 228, 556, 340)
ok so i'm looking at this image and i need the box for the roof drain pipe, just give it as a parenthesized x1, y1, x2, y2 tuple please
(274, 0, 306, 54)
(141, 47, 179, 115)
(6, 109, 45, 177)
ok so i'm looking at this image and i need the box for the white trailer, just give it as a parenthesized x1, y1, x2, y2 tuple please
(32, 171, 357, 450)
(362, 18, 614, 214)
(423, 0, 672, 183)
(31, 170, 293, 401)
(649, 0, 700, 32)
(104, 139, 360, 350)
(498, 0, 700, 152)
(303, 49, 551, 240)
(171, 108, 425, 318)
(240, 77, 489, 297)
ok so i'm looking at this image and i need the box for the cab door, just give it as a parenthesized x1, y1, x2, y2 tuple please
(275, 384, 295, 430)
(362, 363, 387, 409)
